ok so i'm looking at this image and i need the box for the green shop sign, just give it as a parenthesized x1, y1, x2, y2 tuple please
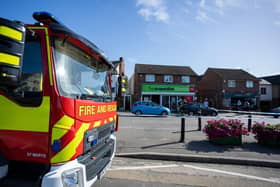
(142, 84, 193, 93)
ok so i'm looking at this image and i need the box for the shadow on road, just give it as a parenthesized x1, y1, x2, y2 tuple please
(186, 140, 280, 155)
(172, 129, 198, 134)
(141, 141, 181, 149)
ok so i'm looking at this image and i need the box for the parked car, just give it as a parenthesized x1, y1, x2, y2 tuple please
(131, 101, 171, 116)
(179, 103, 218, 116)
(271, 107, 280, 118)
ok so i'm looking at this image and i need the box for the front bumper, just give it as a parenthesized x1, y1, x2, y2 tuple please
(41, 135, 116, 187)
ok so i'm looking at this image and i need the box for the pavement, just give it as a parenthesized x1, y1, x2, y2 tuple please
(115, 112, 280, 168)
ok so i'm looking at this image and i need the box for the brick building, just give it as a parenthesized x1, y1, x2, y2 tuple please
(197, 68, 260, 110)
(262, 75, 280, 108)
(130, 64, 198, 112)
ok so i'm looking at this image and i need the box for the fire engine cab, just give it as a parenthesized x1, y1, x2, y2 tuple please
(0, 12, 120, 187)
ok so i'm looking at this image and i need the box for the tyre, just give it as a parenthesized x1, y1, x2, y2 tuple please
(161, 111, 168, 116)
(211, 111, 218, 116)
(188, 111, 194, 116)
(135, 110, 142, 115)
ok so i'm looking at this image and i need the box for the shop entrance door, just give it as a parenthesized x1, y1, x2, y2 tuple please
(162, 96, 169, 108)
(170, 96, 178, 112)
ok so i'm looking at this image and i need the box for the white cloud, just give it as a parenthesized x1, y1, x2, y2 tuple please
(137, 0, 162, 8)
(215, 0, 240, 9)
(196, 10, 216, 23)
(199, 0, 206, 9)
(136, 0, 169, 23)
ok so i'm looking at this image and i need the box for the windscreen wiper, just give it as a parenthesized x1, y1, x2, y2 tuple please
(78, 94, 103, 101)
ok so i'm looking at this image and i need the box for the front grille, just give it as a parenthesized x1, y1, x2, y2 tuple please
(83, 122, 113, 154)
(78, 138, 115, 181)
(98, 126, 111, 140)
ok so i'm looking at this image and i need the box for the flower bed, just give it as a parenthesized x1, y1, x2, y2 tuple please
(252, 122, 280, 147)
(203, 119, 249, 145)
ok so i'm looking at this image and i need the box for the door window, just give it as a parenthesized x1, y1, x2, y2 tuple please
(10, 34, 43, 106)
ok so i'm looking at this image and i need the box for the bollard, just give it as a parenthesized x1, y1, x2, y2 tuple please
(180, 118, 185, 142)
(198, 117, 202, 131)
(248, 114, 252, 132)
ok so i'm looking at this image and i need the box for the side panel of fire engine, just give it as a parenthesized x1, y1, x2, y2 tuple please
(0, 21, 53, 164)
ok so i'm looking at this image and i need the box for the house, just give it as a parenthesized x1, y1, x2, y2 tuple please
(262, 75, 280, 108)
(197, 68, 260, 110)
(130, 64, 198, 112)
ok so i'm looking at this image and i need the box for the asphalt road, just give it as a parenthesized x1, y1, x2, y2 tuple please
(93, 112, 280, 187)
(115, 113, 280, 161)
(93, 157, 280, 187)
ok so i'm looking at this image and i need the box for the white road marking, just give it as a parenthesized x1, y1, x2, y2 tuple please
(183, 164, 280, 184)
(110, 163, 280, 184)
(108, 164, 179, 171)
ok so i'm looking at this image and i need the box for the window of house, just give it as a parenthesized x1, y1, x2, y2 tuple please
(261, 87, 266, 95)
(228, 80, 236, 88)
(246, 80, 254, 88)
(164, 75, 173, 83)
(145, 74, 155, 82)
(182, 76, 190, 83)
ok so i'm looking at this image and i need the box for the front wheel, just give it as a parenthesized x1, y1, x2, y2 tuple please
(161, 111, 168, 116)
(135, 110, 142, 115)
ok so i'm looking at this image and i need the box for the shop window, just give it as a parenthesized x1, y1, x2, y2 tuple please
(246, 80, 254, 88)
(164, 75, 173, 83)
(261, 87, 266, 95)
(182, 76, 190, 83)
(228, 80, 236, 88)
(145, 74, 155, 82)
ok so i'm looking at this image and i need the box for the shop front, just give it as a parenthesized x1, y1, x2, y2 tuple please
(223, 92, 260, 110)
(141, 84, 195, 112)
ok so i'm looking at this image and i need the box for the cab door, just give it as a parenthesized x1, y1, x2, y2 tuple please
(0, 19, 51, 163)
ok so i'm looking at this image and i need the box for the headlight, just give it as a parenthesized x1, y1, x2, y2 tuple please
(62, 168, 83, 187)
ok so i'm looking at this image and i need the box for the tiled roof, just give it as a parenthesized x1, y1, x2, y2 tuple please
(135, 64, 198, 76)
(207, 68, 258, 81)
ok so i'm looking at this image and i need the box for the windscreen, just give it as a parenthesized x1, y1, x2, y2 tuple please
(52, 36, 112, 101)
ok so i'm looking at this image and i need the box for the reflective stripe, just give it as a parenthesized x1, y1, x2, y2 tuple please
(94, 121, 101, 128)
(0, 52, 20, 66)
(0, 96, 50, 132)
(51, 123, 90, 163)
(52, 128, 68, 143)
(52, 115, 74, 143)
(54, 115, 74, 130)
(0, 26, 22, 41)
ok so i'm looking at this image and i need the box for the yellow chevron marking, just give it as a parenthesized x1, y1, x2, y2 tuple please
(51, 123, 90, 163)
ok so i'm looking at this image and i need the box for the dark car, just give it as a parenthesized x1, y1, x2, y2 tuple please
(179, 103, 218, 116)
(271, 107, 280, 118)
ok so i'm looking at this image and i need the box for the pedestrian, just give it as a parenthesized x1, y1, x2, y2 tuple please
(203, 98, 209, 107)
(237, 100, 242, 110)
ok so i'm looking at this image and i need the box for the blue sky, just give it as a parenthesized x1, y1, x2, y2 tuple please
(1, 0, 280, 78)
